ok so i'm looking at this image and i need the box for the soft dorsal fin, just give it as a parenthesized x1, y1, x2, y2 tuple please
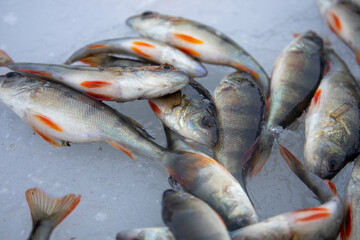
(26, 188, 81, 229)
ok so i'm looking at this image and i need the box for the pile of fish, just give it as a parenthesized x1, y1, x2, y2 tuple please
(1, 0, 360, 239)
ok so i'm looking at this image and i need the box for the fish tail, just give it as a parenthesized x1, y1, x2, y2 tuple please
(279, 145, 337, 202)
(0, 50, 13, 66)
(242, 128, 274, 181)
(26, 188, 81, 232)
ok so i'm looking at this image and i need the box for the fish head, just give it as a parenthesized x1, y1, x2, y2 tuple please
(0, 72, 33, 100)
(186, 110, 217, 146)
(305, 141, 345, 179)
(299, 31, 324, 54)
(127, 11, 170, 41)
(162, 190, 194, 222)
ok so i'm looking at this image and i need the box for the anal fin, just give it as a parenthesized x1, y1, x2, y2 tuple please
(107, 140, 135, 160)
(33, 128, 61, 148)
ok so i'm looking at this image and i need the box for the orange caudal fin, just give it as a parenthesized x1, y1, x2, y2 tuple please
(33, 128, 61, 148)
(107, 140, 135, 160)
(26, 188, 81, 232)
(0, 50, 13, 66)
(80, 81, 112, 88)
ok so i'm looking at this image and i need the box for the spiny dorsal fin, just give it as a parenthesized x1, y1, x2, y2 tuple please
(26, 188, 81, 228)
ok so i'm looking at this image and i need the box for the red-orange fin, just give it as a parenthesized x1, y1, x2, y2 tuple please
(132, 41, 155, 48)
(293, 33, 300, 38)
(148, 100, 162, 114)
(26, 188, 81, 229)
(313, 89, 321, 106)
(131, 46, 151, 58)
(325, 180, 337, 196)
(279, 144, 304, 171)
(33, 128, 61, 148)
(293, 207, 329, 213)
(80, 59, 97, 67)
(84, 92, 114, 101)
(177, 47, 201, 57)
(173, 33, 204, 44)
(107, 140, 134, 160)
(234, 64, 260, 79)
(34, 114, 63, 132)
(340, 203, 352, 239)
(323, 61, 331, 76)
(20, 69, 53, 78)
(296, 212, 331, 222)
(331, 11, 342, 31)
(80, 80, 112, 88)
(87, 44, 107, 49)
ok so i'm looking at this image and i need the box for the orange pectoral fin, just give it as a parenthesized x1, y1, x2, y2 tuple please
(331, 11, 342, 31)
(84, 92, 114, 101)
(34, 114, 63, 132)
(293, 207, 329, 213)
(292, 33, 300, 38)
(107, 141, 134, 160)
(177, 47, 201, 57)
(313, 89, 321, 106)
(33, 128, 61, 147)
(131, 46, 151, 58)
(20, 69, 53, 78)
(87, 44, 107, 49)
(296, 212, 331, 222)
(80, 81, 112, 88)
(173, 33, 204, 44)
(148, 100, 162, 114)
(132, 41, 155, 48)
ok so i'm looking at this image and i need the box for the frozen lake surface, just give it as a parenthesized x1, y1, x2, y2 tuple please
(0, 0, 358, 239)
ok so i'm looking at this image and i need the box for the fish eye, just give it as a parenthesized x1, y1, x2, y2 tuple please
(328, 158, 340, 171)
(141, 11, 153, 16)
(5, 72, 21, 78)
(161, 63, 174, 70)
(200, 116, 213, 128)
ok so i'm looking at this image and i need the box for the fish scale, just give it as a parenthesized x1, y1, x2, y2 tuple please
(213, 71, 265, 182)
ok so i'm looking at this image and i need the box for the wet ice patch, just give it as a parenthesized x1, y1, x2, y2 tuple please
(3, 12, 18, 25)
(95, 212, 107, 222)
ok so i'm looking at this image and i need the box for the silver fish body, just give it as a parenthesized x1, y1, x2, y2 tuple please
(65, 37, 206, 77)
(162, 190, 231, 240)
(213, 71, 265, 179)
(116, 227, 174, 240)
(305, 48, 360, 179)
(148, 79, 217, 147)
(0, 72, 166, 160)
(126, 12, 270, 97)
(3, 61, 189, 102)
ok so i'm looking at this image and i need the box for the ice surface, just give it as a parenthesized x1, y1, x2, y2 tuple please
(0, 0, 357, 239)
